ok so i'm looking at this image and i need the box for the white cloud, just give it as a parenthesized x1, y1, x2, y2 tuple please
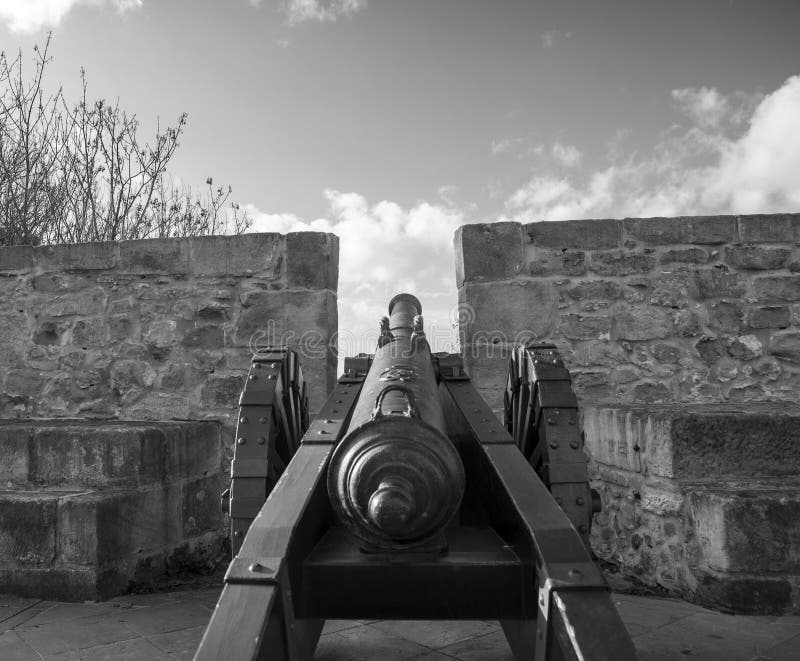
(284, 0, 366, 26)
(541, 29, 573, 49)
(505, 76, 800, 221)
(0, 0, 141, 33)
(246, 189, 465, 358)
(552, 141, 582, 167)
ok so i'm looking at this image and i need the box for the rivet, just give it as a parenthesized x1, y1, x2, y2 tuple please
(547, 418, 556, 425)
(254, 363, 261, 369)
(267, 374, 275, 380)
(257, 437, 266, 445)
(249, 562, 264, 573)
(550, 441, 559, 449)
(239, 416, 248, 424)
(249, 374, 258, 381)
(570, 440, 579, 449)
(332, 409, 338, 414)
(325, 419, 334, 424)
(555, 496, 563, 505)
(318, 430, 328, 435)
(233, 530, 242, 537)
(568, 419, 575, 425)
(336, 400, 343, 403)
(271, 362, 278, 368)
(568, 568, 583, 578)
(259, 417, 268, 424)
(237, 437, 246, 445)
(578, 525, 588, 533)
(633, 444, 641, 452)
(576, 497, 585, 506)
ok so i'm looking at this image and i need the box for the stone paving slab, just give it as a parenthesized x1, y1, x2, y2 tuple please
(0, 589, 799, 660)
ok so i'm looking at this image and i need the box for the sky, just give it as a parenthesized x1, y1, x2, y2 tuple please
(2, 0, 800, 363)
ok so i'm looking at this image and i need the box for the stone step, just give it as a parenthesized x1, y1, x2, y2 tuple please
(686, 476, 800, 614)
(0, 478, 224, 601)
(583, 403, 800, 480)
(0, 419, 220, 489)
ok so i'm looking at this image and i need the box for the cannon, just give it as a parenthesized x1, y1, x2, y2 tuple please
(196, 294, 637, 661)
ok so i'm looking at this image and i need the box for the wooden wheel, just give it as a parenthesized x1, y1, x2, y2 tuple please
(227, 347, 310, 556)
(504, 344, 599, 545)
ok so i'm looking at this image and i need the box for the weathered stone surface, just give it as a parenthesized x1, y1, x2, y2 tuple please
(727, 335, 763, 360)
(190, 233, 283, 279)
(558, 314, 610, 340)
(286, 232, 338, 289)
(564, 280, 624, 301)
(611, 307, 672, 340)
(34, 242, 117, 272)
(528, 248, 586, 276)
(459, 281, 559, 343)
(181, 325, 224, 349)
(649, 271, 694, 308)
(737, 213, 800, 243)
(71, 319, 110, 348)
(754, 275, 800, 301)
(695, 336, 724, 363)
(200, 373, 244, 408)
(118, 238, 191, 274)
(659, 247, 709, 264)
(623, 215, 736, 245)
(694, 269, 746, 298)
(526, 218, 621, 249)
(455, 223, 524, 285)
(708, 300, 744, 332)
(747, 305, 790, 329)
(725, 245, 791, 270)
(769, 331, 800, 362)
(47, 287, 108, 317)
(589, 250, 656, 276)
(652, 343, 682, 363)
(0, 245, 34, 271)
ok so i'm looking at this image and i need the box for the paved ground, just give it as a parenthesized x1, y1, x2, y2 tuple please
(1, 587, 798, 660)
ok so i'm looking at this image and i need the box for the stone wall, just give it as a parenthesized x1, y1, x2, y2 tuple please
(0, 232, 338, 435)
(455, 214, 800, 613)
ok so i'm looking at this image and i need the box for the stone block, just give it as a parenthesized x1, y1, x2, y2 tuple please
(694, 269, 746, 299)
(118, 237, 191, 275)
(181, 325, 224, 349)
(459, 281, 559, 344)
(70, 318, 110, 348)
(611, 307, 672, 341)
(693, 571, 792, 615)
(0, 492, 58, 566)
(726, 335, 763, 360)
(525, 218, 621, 249)
(768, 331, 800, 362)
(754, 275, 800, 301)
(746, 306, 790, 329)
(200, 373, 245, 408)
(630, 382, 672, 403)
(454, 222, 524, 286)
(649, 271, 695, 308)
(33, 242, 117, 272)
(190, 233, 283, 279)
(687, 478, 800, 577)
(659, 247, 709, 264)
(695, 336, 725, 363)
(527, 248, 586, 276)
(558, 314, 611, 340)
(461, 342, 513, 400)
(285, 232, 339, 290)
(623, 215, 736, 245)
(564, 280, 624, 302)
(0, 245, 34, 271)
(583, 403, 800, 479)
(737, 213, 800, 243)
(589, 250, 656, 276)
(724, 245, 791, 270)
(708, 300, 744, 332)
(47, 287, 108, 317)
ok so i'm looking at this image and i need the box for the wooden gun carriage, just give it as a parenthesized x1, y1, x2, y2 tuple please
(196, 294, 637, 660)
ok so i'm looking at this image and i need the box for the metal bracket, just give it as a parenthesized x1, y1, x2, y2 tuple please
(435, 353, 470, 381)
(225, 556, 284, 585)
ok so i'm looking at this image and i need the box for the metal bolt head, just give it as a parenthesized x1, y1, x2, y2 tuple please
(549, 441, 559, 449)
(576, 497, 585, 506)
(570, 440, 580, 449)
(233, 530, 242, 537)
(259, 416, 268, 424)
(578, 525, 588, 534)
(555, 496, 563, 505)
(547, 417, 556, 425)
(267, 374, 275, 380)
(237, 437, 246, 445)
(253, 362, 261, 369)
(568, 568, 583, 578)
(271, 362, 278, 368)
(257, 436, 266, 445)
(239, 416, 248, 424)
(249, 374, 258, 381)
(249, 562, 264, 572)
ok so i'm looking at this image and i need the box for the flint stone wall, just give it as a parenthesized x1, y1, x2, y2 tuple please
(455, 214, 800, 613)
(0, 232, 339, 434)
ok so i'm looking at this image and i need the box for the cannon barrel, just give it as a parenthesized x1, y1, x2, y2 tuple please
(327, 293, 465, 551)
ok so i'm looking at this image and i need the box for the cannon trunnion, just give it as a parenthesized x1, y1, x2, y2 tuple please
(196, 294, 637, 661)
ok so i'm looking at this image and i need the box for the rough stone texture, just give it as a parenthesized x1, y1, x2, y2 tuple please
(584, 404, 800, 615)
(457, 215, 800, 613)
(0, 233, 338, 430)
(0, 419, 224, 601)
